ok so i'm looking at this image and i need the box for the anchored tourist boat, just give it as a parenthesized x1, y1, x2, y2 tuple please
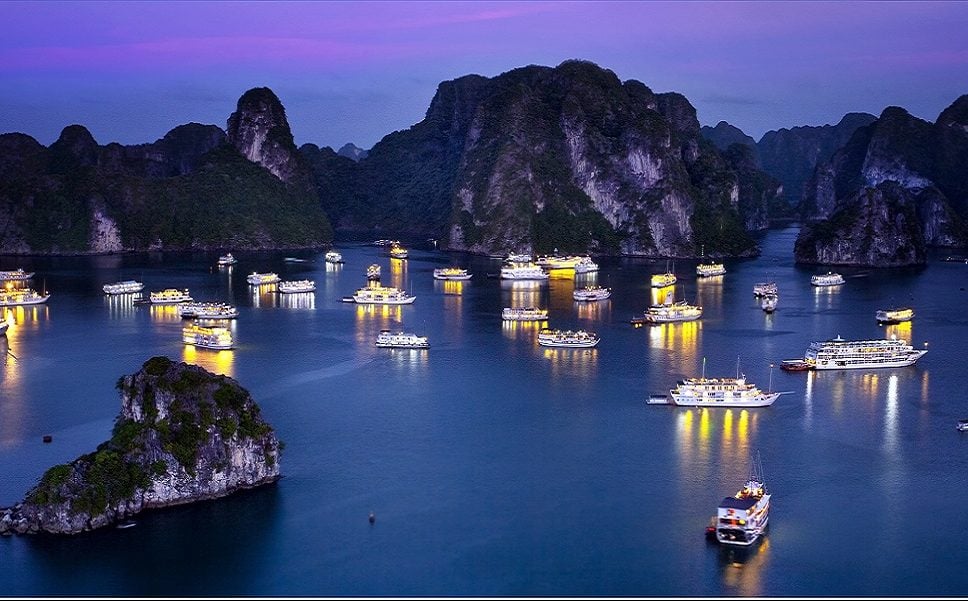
(433, 267, 472, 281)
(500, 264, 549, 281)
(958, 420, 968, 432)
(217, 253, 237, 266)
(780, 359, 811, 372)
(505, 252, 533, 264)
(0, 288, 50, 307)
(631, 295, 702, 325)
(803, 335, 927, 369)
(761, 293, 778, 313)
(0, 268, 34, 281)
(535, 254, 585, 269)
(715, 455, 770, 547)
(573, 286, 611, 301)
(180, 302, 239, 319)
(696, 262, 726, 277)
(182, 324, 234, 350)
(753, 282, 778, 297)
(375, 330, 429, 349)
(651, 272, 677, 288)
(247, 272, 280, 285)
(876, 307, 914, 324)
(573, 257, 599, 274)
(349, 285, 415, 305)
(102, 280, 144, 295)
(389, 244, 409, 259)
(811, 272, 845, 286)
(149, 288, 192, 304)
(502, 307, 549, 322)
(325, 251, 343, 264)
(278, 280, 316, 294)
(537, 328, 600, 348)
(668, 360, 782, 408)
(366, 264, 381, 281)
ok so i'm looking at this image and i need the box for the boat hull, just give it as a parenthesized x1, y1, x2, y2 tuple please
(671, 392, 780, 408)
(0, 295, 50, 306)
(537, 339, 599, 348)
(810, 351, 926, 369)
(352, 297, 416, 305)
(433, 274, 472, 281)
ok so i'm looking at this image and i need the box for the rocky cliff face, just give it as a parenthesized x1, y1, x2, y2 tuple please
(0, 357, 280, 535)
(701, 121, 759, 165)
(313, 60, 778, 257)
(796, 98, 968, 266)
(337, 143, 368, 162)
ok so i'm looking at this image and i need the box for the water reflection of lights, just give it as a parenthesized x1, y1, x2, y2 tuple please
(885, 374, 898, 453)
(575, 299, 610, 321)
(883, 320, 912, 343)
(651, 284, 675, 306)
(502, 280, 544, 308)
(812, 284, 840, 310)
(719, 536, 770, 597)
(104, 293, 137, 319)
(574, 271, 599, 286)
(149, 304, 182, 323)
(676, 407, 758, 471)
(437, 280, 465, 296)
(324, 261, 343, 273)
(804, 370, 814, 426)
(541, 347, 598, 380)
(696, 275, 723, 310)
(278, 292, 316, 310)
(647, 321, 700, 363)
(182, 345, 235, 377)
(251, 283, 279, 308)
(354, 304, 403, 345)
(385, 347, 430, 373)
(502, 319, 544, 341)
(5, 305, 48, 329)
(389, 257, 407, 290)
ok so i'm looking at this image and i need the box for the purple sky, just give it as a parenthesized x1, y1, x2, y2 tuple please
(2, 1, 966, 150)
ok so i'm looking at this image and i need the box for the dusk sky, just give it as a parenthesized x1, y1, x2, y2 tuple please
(2, 1, 966, 150)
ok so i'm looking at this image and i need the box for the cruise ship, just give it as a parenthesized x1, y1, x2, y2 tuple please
(0, 288, 50, 307)
(102, 280, 144, 295)
(433, 267, 472, 281)
(502, 307, 549, 321)
(573, 257, 599, 274)
(350, 285, 416, 305)
(180, 302, 239, 319)
(217, 253, 237, 266)
(631, 298, 702, 325)
(811, 272, 845, 286)
(876, 307, 914, 324)
(573, 286, 611, 301)
(366, 264, 381, 281)
(324, 251, 343, 264)
(500, 264, 549, 281)
(715, 456, 770, 547)
(696, 262, 726, 277)
(278, 280, 316, 293)
(389, 244, 409, 259)
(247, 272, 281, 285)
(761, 293, 778, 313)
(149, 288, 193, 304)
(803, 335, 927, 369)
(375, 330, 429, 349)
(505, 252, 533, 264)
(182, 324, 234, 350)
(0, 268, 34, 281)
(537, 328, 600, 348)
(536, 255, 585, 269)
(752, 282, 778, 297)
(669, 367, 781, 408)
(650, 272, 677, 288)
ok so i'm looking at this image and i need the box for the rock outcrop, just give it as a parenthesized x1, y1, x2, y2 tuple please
(795, 98, 968, 266)
(701, 121, 759, 165)
(0, 357, 280, 535)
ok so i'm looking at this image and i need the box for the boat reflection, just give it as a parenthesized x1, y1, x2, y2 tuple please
(651, 284, 675, 306)
(354, 304, 403, 345)
(648, 320, 701, 364)
(436, 279, 466, 296)
(250, 283, 279, 308)
(676, 408, 759, 479)
(718, 535, 770, 597)
(149, 304, 182, 323)
(541, 347, 598, 380)
(182, 344, 235, 377)
(278, 292, 316, 311)
(501, 318, 544, 342)
(389, 257, 407, 290)
(324, 260, 343, 273)
(883, 320, 912, 343)
(574, 271, 599, 287)
(812, 282, 840, 310)
(104, 293, 138, 319)
(696, 275, 723, 311)
(575, 298, 610, 321)
(502, 280, 545, 309)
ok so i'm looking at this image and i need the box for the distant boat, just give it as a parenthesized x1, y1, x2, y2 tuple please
(753, 282, 777, 297)
(217, 253, 237, 266)
(761, 293, 778, 313)
(0, 268, 34, 281)
(284, 257, 310, 264)
(103, 280, 144, 295)
(247, 272, 280, 285)
(876, 307, 913, 324)
(811, 272, 845, 286)
(324, 251, 343, 264)
(958, 420, 968, 432)
(537, 328, 600, 348)
(715, 453, 770, 547)
(375, 330, 429, 349)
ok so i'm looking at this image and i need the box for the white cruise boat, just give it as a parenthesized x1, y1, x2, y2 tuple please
(217, 253, 237, 266)
(149, 288, 192, 304)
(366, 264, 381, 281)
(803, 335, 927, 369)
(350, 285, 415, 305)
(573, 257, 599, 274)
(0, 288, 50, 307)
(182, 324, 234, 350)
(502, 307, 549, 321)
(180, 302, 239, 319)
(651, 272, 677, 288)
(500, 264, 549, 280)
(715, 455, 770, 547)
(433, 267, 472, 281)
(325, 251, 343, 264)
(631, 296, 702, 325)
(811, 272, 845, 286)
(536, 255, 585, 269)
(505, 252, 533, 264)
(0, 268, 34, 281)
(573, 286, 611, 301)
(752, 282, 778, 297)
(278, 279, 316, 293)
(537, 328, 600, 348)
(247, 272, 280, 285)
(876, 307, 914, 324)
(375, 330, 429, 349)
(669, 361, 781, 407)
(102, 280, 144, 295)
(389, 244, 409, 259)
(696, 262, 726, 277)
(761, 293, 778, 313)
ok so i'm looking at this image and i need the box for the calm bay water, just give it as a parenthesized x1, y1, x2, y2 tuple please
(1, 227, 967, 596)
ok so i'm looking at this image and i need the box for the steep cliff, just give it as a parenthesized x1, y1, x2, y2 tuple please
(796, 99, 968, 266)
(0, 357, 280, 535)
(701, 121, 759, 165)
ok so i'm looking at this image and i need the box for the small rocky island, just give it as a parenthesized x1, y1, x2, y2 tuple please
(0, 357, 281, 535)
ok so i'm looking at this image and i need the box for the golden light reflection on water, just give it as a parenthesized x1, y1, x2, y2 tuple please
(389, 257, 407, 290)
(812, 284, 841, 310)
(574, 271, 598, 287)
(502, 280, 544, 308)
(104, 293, 137, 319)
(575, 299, 610, 322)
(354, 304, 404, 345)
(676, 407, 759, 481)
(883, 320, 912, 343)
(501, 319, 544, 342)
(149, 304, 182, 324)
(278, 292, 316, 310)
(696, 275, 723, 311)
(548, 278, 575, 311)
(439, 281, 464, 330)
(720, 535, 770, 597)
(251, 283, 279, 308)
(385, 347, 430, 375)
(651, 284, 675, 306)
(182, 344, 235, 377)
(647, 320, 701, 365)
(438, 280, 465, 296)
(541, 347, 598, 380)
